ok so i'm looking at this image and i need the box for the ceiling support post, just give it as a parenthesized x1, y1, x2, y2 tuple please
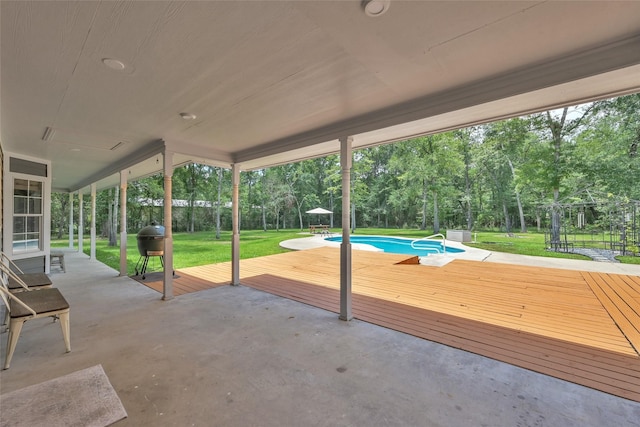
(339, 136, 353, 321)
(90, 183, 96, 260)
(163, 150, 174, 300)
(78, 191, 84, 255)
(231, 163, 241, 286)
(119, 170, 128, 276)
(68, 193, 74, 249)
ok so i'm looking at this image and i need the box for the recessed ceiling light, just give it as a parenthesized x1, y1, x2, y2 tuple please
(180, 112, 197, 120)
(362, 0, 390, 17)
(102, 58, 126, 71)
(70, 148, 81, 152)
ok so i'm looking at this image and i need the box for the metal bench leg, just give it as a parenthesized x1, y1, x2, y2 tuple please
(4, 319, 25, 370)
(59, 312, 71, 353)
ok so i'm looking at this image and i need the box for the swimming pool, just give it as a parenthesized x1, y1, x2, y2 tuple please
(324, 235, 464, 257)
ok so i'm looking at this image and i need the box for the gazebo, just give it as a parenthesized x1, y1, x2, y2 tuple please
(306, 208, 333, 234)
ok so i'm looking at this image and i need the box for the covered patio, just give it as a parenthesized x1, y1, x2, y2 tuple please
(2, 2, 640, 424)
(1, 250, 640, 426)
(138, 247, 640, 402)
(2, 1, 640, 309)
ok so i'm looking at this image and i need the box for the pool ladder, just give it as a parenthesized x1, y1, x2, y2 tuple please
(410, 233, 446, 255)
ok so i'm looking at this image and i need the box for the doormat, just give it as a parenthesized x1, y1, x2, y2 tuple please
(0, 364, 127, 427)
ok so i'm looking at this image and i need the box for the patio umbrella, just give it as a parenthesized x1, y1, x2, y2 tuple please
(306, 207, 332, 214)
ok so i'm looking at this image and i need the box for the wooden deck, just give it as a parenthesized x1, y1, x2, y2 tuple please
(147, 247, 640, 402)
(132, 271, 229, 296)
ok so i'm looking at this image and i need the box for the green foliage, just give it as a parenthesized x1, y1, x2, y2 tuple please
(52, 230, 301, 275)
(616, 255, 640, 265)
(52, 94, 640, 256)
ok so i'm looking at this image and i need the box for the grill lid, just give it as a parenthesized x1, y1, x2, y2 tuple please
(137, 222, 165, 238)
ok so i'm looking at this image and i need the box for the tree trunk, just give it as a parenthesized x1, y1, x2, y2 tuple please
(262, 202, 267, 232)
(189, 200, 195, 233)
(295, 197, 304, 231)
(464, 142, 473, 230)
(108, 187, 119, 246)
(551, 188, 561, 243)
(505, 157, 526, 233)
(514, 192, 526, 233)
(546, 109, 567, 244)
(432, 191, 440, 233)
(351, 202, 356, 233)
(502, 200, 511, 233)
(420, 180, 427, 230)
(215, 168, 222, 239)
(329, 191, 334, 228)
(57, 197, 68, 239)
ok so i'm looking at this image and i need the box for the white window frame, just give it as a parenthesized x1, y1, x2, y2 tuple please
(12, 177, 45, 253)
(2, 153, 51, 270)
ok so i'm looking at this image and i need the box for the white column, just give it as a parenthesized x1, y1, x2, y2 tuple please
(163, 150, 174, 300)
(90, 183, 97, 259)
(68, 192, 74, 249)
(231, 164, 240, 285)
(119, 170, 128, 276)
(78, 191, 84, 254)
(339, 136, 353, 321)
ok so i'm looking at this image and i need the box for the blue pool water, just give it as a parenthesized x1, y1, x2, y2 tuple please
(324, 235, 464, 256)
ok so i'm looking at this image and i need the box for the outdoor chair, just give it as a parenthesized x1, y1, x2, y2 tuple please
(0, 276, 70, 369)
(1, 252, 53, 292)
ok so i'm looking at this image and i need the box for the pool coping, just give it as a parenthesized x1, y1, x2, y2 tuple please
(280, 233, 640, 274)
(279, 234, 492, 267)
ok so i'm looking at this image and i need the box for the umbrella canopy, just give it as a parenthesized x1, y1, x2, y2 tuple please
(306, 207, 332, 214)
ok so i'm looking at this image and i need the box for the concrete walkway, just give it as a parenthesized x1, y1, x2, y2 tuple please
(1, 251, 639, 426)
(483, 250, 640, 275)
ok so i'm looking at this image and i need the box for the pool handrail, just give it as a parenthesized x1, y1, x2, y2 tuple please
(411, 233, 446, 254)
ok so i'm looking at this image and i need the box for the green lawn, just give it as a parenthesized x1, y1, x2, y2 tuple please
(51, 229, 302, 275)
(51, 228, 639, 274)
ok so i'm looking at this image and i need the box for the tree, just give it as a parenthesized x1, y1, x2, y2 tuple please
(173, 163, 210, 233)
(261, 168, 291, 231)
(51, 193, 69, 239)
(322, 156, 341, 228)
(482, 119, 536, 232)
(390, 134, 463, 232)
(215, 167, 224, 239)
(459, 129, 477, 230)
(108, 187, 118, 246)
(574, 94, 640, 200)
(530, 104, 598, 242)
(359, 145, 397, 228)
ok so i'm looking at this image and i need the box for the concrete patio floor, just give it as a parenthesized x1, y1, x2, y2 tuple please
(1, 251, 640, 426)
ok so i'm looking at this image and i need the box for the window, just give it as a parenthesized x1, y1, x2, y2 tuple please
(13, 178, 43, 253)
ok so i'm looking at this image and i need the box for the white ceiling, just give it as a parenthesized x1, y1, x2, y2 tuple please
(2, 1, 640, 193)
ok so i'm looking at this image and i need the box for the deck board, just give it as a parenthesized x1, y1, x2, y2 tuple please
(132, 271, 229, 296)
(582, 271, 640, 353)
(158, 247, 640, 402)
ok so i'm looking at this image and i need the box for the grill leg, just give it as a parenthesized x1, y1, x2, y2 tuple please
(141, 256, 150, 279)
(134, 256, 145, 276)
